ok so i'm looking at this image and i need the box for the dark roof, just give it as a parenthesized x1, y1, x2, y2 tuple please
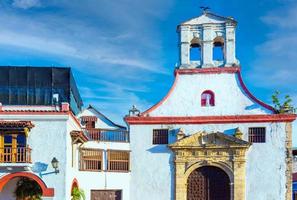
(0, 66, 83, 114)
(87, 105, 126, 129)
(0, 120, 34, 129)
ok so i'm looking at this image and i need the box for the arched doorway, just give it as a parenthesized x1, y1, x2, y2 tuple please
(0, 172, 54, 199)
(187, 166, 230, 200)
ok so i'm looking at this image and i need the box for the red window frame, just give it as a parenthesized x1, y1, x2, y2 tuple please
(201, 90, 215, 107)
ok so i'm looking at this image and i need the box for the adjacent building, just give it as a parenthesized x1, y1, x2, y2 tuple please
(0, 68, 130, 200)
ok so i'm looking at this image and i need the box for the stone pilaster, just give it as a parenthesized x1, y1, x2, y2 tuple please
(285, 122, 292, 200)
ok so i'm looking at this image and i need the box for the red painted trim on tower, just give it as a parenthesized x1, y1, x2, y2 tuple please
(141, 73, 180, 116)
(0, 172, 54, 197)
(125, 114, 296, 124)
(174, 66, 240, 75)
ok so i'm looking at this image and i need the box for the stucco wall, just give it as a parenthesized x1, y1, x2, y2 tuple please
(129, 122, 287, 200)
(149, 73, 272, 116)
(0, 114, 69, 200)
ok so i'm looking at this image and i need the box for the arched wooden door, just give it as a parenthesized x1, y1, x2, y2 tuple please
(187, 166, 230, 200)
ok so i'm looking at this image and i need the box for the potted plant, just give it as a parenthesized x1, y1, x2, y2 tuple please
(71, 187, 86, 200)
(272, 91, 295, 114)
(14, 178, 42, 200)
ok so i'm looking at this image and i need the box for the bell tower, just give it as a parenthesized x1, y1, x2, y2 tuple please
(177, 10, 239, 68)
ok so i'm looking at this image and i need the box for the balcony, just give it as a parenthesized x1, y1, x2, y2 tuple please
(83, 129, 129, 142)
(0, 147, 32, 163)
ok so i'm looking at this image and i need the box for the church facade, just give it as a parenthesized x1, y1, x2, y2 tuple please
(125, 11, 296, 200)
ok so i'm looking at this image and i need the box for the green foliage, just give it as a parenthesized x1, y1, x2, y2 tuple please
(14, 177, 42, 200)
(272, 91, 295, 114)
(71, 187, 86, 200)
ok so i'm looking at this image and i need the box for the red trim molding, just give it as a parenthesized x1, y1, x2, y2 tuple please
(0, 172, 54, 197)
(174, 66, 240, 75)
(125, 114, 296, 125)
(71, 178, 79, 195)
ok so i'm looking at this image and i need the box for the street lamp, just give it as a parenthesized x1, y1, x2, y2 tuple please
(51, 157, 60, 174)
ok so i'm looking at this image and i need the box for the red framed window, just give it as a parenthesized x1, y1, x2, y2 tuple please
(201, 90, 215, 107)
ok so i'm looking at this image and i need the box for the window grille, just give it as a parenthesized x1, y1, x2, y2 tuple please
(152, 129, 169, 144)
(248, 127, 266, 143)
(80, 148, 103, 171)
(107, 150, 130, 172)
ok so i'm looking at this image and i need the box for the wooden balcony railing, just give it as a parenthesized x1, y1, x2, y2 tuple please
(0, 147, 32, 163)
(83, 129, 129, 142)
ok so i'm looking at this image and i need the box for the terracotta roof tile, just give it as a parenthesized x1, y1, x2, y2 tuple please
(70, 130, 88, 143)
(0, 121, 34, 129)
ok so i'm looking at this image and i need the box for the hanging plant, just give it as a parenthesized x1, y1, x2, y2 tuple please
(14, 177, 42, 200)
(272, 91, 295, 114)
(71, 187, 86, 200)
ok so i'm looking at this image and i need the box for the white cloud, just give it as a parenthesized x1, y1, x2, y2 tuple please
(12, 0, 41, 9)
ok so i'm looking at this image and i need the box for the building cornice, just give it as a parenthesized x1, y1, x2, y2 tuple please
(174, 66, 240, 75)
(125, 114, 296, 125)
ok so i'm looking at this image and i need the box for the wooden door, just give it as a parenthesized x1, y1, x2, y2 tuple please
(187, 166, 230, 200)
(91, 190, 122, 200)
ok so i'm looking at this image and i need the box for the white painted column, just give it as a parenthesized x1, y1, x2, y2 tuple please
(225, 24, 237, 66)
(202, 25, 214, 67)
(179, 26, 190, 67)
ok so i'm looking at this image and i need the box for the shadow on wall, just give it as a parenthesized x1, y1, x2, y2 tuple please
(146, 129, 179, 200)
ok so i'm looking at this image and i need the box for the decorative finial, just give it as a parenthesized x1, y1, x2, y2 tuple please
(200, 6, 210, 14)
(234, 127, 243, 139)
(129, 105, 140, 116)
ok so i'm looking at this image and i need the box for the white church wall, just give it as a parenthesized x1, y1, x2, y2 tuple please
(129, 122, 287, 200)
(149, 73, 273, 117)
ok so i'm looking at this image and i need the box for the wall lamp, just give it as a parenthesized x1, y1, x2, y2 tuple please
(51, 157, 60, 174)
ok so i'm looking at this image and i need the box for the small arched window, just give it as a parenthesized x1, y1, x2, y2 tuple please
(201, 90, 215, 107)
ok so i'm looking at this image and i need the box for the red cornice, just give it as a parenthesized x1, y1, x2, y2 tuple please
(0, 110, 82, 128)
(125, 114, 296, 125)
(174, 66, 240, 75)
(0, 110, 68, 115)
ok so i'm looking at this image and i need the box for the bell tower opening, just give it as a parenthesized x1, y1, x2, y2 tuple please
(213, 36, 225, 66)
(190, 37, 202, 64)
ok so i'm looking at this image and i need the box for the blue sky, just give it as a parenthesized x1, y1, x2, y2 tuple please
(0, 0, 296, 146)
